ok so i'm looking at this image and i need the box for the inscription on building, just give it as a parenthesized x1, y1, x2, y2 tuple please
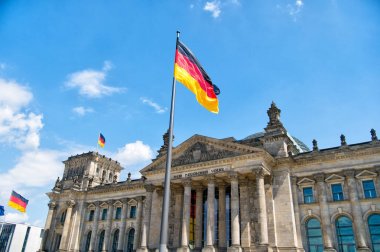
(173, 167, 228, 179)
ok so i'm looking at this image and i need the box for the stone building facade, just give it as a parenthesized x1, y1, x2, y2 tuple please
(41, 103, 380, 252)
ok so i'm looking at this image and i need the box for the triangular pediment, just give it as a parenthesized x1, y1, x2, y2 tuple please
(325, 174, 345, 182)
(140, 134, 266, 174)
(99, 202, 108, 208)
(128, 199, 137, 205)
(87, 203, 96, 210)
(297, 177, 315, 186)
(113, 200, 123, 207)
(356, 170, 377, 179)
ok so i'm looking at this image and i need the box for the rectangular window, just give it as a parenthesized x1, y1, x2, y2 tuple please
(115, 207, 122, 220)
(89, 210, 95, 221)
(332, 184, 344, 201)
(363, 180, 377, 199)
(130, 206, 136, 218)
(101, 209, 107, 220)
(303, 187, 314, 204)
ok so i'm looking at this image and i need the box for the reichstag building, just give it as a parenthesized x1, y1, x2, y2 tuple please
(40, 103, 380, 252)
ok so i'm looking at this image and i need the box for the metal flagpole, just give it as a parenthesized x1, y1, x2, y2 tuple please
(159, 30, 180, 252)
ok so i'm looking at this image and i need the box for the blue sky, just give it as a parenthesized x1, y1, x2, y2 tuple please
(0, 0, 379, 226)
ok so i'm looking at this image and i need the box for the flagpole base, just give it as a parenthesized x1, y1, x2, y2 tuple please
(159, 244, 168, 252)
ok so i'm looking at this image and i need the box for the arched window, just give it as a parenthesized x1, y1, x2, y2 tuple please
(109, 172, 113, 181)
(306, 218, 323, 252)
(98, 230, 105, 252)
(126, 228, 135, 252)
(112, 229, 119, 252)
(368, 214, 380, 252)
(60, 210, 67, 225)
(336, 216, 356, 252)
(84, 231, 91, 252)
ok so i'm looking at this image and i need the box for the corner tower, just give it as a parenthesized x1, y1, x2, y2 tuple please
(53, 151, 123, 192)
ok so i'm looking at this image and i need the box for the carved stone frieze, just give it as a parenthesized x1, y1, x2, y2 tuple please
(171, 142, 241, 167)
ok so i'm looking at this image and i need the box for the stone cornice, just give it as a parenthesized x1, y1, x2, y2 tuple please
(87, 182, 145, 195)
(276, 143, 380, 168)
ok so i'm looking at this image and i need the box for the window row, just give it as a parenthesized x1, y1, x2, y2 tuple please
(303, 180, 377, 204)
(88, 205, 137, 221)
(305, 214, 380, 252)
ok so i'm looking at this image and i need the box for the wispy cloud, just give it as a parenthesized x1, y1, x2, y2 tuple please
(0, 63, 6, 70)
(72, 106, 94, 116)
(204, 1, 222, 18)
(140, 97, 167, 114)
(65, 61, 125, 98)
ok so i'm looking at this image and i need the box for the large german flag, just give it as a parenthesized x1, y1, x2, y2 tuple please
(174, 40, 220, 113)
(8, 190, 28, 213)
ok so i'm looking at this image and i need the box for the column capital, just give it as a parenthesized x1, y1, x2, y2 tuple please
(217, 180, 227, 188)
(193, 183, 204, 191)
(66, 200, 75, 208)
(48, 201, 57, 210)
(206, 175, 216, 184)
(239, 179, 249, 187)
(182, 178, 192, 187)
(229, 171, 239, 182)
(255, 168, 266, 178)
(314, 173, 325, 182)
(144, 183, 155, 192)
(344, 170, 355, 178)
(135, 196, 144, 203)
(290, 176, 298, 185)
(156, 185, 164, 195)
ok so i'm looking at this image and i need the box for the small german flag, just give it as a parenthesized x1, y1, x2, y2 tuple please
(98, 133, 106, 148)
(8, 191, 28, 213)
(174, 40, 220, 113)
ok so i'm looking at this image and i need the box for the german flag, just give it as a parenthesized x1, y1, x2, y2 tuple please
(174, 40, 220, 113)
(8, 191, 28, 213)
(98, 133, 106, 148)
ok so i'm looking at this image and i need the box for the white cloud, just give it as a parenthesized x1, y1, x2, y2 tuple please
(0, 78, 43, 150)
(140, 97, 167, 114)
(73, 106, 94, 116)
(287, 0, 304, 20)
(65, 61, 125, 98)
(113, 141, 154, 169)
(0, 150, 64, 198)
(5, 212, 29, 223)
(204, 1, 221, 18)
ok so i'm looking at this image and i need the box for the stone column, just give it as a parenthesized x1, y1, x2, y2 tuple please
(194, 185, 204, 251)
(228, 173, 242, 252)
(137, 184, 154, 252)
(290, 176, 304, 250)
(314, 173, 335, 251)
(345, 170, 370, 251)
(134, 197, 144, 250)
(218, 182, 227, 249)
(239, 179, 251, 249)
(256, 169, 268, 245)
(202, 176, 215, 252)
(117, 199, 128, 252)
(89, 202, 101, 251)
(40, 201, 56, 251)
(179, 179, 192, 252)
(102, 201, 114, 251)
(59, 200, 76, 251)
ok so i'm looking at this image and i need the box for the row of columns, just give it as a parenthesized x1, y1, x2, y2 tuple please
(174, 169, 269, 252)
(313, 171, 370, 252)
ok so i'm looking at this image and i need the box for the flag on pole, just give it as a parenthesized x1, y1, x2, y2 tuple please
(98, 133, 106, 148)
(0, 205, 4, 216)
(174, 40, 220, 113)
(8, 191, 28, 213)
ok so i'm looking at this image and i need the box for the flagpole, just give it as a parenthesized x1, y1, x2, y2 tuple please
(159, 30, 180, 252)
